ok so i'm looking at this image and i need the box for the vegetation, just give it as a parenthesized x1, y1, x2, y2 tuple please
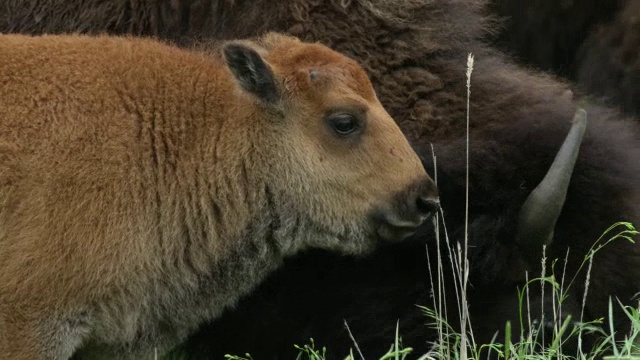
(162, 220, 639, 359)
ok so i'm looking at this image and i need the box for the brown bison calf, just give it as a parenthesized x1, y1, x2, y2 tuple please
(0, 32, 438, 359)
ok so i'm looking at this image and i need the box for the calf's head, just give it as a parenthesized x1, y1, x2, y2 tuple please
(222, 33, 438, 254)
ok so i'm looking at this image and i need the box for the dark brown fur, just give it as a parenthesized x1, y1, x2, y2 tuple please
(0, 0, 638, 358)
(491, 0, 639, 116)
(576, 1, 640, 117)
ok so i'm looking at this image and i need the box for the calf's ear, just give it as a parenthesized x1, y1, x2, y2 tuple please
(223, 44, 280, 105)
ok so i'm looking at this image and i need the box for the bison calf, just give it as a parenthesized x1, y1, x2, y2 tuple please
(0, 32, 438, 359)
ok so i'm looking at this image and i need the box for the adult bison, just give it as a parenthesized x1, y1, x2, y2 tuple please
(1, 0, 639, 358)
(491, 0, 639, 117)
(0, 32, 438, 359)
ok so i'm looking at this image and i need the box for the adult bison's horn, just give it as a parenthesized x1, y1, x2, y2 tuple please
(516, 108, 588, 254)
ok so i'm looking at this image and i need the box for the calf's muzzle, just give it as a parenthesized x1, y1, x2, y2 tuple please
(376, 178, 439, 242)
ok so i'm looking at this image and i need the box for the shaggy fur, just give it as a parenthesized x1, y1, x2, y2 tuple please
(1, 0, 639, 358)
(0, 32, 436, 359)
(576, 0, 640, 117)
(491, 0, 639, 116)
(490, 0, 623, 78)
(3, 0, 635, 116)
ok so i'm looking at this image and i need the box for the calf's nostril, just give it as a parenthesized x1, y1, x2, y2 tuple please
(416, 196, 440, 215)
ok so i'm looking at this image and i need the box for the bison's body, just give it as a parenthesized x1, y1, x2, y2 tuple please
(0, 0, 638, 358)
(0, 32, 437, 359)
(575, 0, 640, 117)
(490, 0, 623, 79)
(491, 0, 639, 117)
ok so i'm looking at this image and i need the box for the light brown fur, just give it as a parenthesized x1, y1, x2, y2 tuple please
(0, 32, 436, 359)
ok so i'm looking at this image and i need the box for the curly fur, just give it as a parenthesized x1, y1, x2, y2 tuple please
(576, 1, 640, 117)
(491, 0, 639, 116)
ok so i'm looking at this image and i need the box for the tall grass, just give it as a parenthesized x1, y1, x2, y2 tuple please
(202, 221, 638, 360)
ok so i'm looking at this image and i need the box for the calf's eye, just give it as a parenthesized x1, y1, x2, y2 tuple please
(329, 113, 359, 136)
